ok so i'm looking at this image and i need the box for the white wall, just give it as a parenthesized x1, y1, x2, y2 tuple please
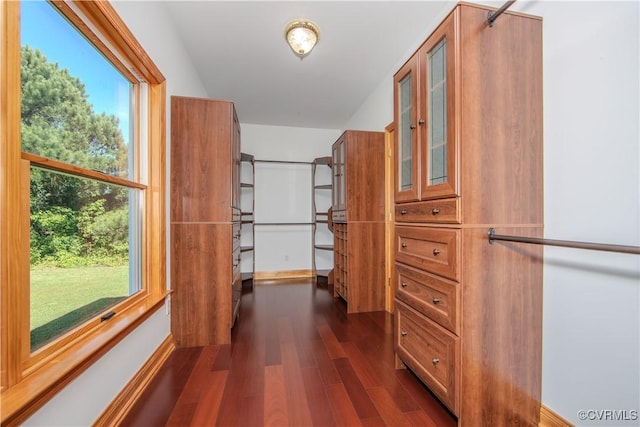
(24, 1, 209, 425)
(347, 1, 640, 425)
(241, 124, 341, 274)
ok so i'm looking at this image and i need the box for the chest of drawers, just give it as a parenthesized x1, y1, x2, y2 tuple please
(392, 3, 543, 425)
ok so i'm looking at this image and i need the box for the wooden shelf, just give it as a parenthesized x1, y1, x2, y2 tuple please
(313, 156, 332, 167)
(314, 244, 334, 251)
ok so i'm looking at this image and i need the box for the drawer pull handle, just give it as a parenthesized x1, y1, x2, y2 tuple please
(432, 297, 441, 304)
(432, 358, 440, 365)
(418, 118, 425, 126)
(401, 282, 408, 288)
(400, 209, 408, 215)
(410, 124, 417, 130)
(433, 249, 441, 256)
(401, 243, 408, 249)
(432, 208, 440, 215)
(401, 331, 408, 337)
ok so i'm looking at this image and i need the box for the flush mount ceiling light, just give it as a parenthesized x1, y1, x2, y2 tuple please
(284, 20, 320, 59)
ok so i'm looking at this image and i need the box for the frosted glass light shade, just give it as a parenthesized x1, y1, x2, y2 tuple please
(285, 20, 319, 58)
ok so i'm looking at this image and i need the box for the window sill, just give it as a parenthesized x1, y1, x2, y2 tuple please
(0, 291, 169, 426)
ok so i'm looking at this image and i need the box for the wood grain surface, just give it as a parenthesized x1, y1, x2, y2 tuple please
(121, 279, 457, 426)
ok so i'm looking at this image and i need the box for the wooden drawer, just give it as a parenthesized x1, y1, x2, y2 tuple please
(395, 198, 460, 224)
(231, 275, 242, 327)
(395, 300, 459, 414)
(232, 207, 241, 223)
(232, 223, 241, 251)
(395, 263, 460, 335)
(232, 246, 241, 280)
(395, 226, 460, 281)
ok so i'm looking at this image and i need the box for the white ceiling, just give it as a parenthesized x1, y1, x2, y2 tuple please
(164, 1, 455, 129)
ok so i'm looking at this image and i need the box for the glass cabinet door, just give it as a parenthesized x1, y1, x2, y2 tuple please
(232, 111, 241, 209)
(420, 11, 458, 200)
(394, 55, 420, 202)
(332, 142, 339, 210)
(337, 139, 346, 211)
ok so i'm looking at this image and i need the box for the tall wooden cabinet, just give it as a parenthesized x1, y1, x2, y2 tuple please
(331, 130, 385, 313)
(170, 96, 242, 347)
(393, 4, 543, 426)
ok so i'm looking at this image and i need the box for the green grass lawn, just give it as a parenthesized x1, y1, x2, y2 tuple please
(31, 265, 130, 350)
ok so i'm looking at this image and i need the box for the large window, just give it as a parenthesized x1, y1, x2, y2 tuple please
(1, 0, 166, 424)
(21, 1, 142, 352)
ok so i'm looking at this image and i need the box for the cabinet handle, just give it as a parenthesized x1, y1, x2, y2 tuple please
(432, 358, 440, 365)
(433, 249, 440, 256)
(400, 209, 408, 215)
(401, 331, 408, 337)
(418, 118, 425, 126)
(401, 282, 408, 288)
(409, 124, 417, 130)
(432, 297, 441, 304)
(401, 243, 408, 249)
(431, 208, 440, 215)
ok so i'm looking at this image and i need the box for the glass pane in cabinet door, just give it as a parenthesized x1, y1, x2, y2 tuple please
(399, 74, 413, 191)
(338, 141, 346, 209)
(332, 145, 339, 208)
(428, 38, 447, 186)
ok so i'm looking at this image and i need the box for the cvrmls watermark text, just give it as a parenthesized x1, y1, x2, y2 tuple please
(578, 409, 639, 422)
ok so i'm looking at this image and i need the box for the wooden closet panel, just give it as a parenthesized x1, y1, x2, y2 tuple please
(459, 227, 543, 426)
(458, 5, 543, 226)
(171, 223, 232, 347)
(171, 97, 234, 223)
(346, 222, 385, 313)
(344, 131, 385, 222)
(170, 96, 241, 347)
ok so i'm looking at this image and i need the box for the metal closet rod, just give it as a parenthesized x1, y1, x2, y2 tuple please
(488, 0, 517, 27)
(254, 222, 314, 226)
(488, 228, 640, 255)
(253, 159, 313, 165)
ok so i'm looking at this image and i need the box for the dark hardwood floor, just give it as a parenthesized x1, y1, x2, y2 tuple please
(120, 279, 457, 426)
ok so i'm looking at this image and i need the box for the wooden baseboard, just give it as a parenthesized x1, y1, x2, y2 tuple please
(540, 405, 573, 427)
(253, 269, 315, 281)
(93, 335, 175, 427)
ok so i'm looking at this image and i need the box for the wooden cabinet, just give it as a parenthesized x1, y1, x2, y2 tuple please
(331, 130, 385, 313)
(393, 4, 543, 426)
(170, 96, 242, 347)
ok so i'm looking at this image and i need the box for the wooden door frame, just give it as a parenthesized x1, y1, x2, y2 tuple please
(384, 122, 395, 313)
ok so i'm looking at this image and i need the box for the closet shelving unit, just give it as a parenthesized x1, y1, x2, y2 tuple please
(312, 156, 333, 278)
(251, 159, 316, 280)
(240, 152, 255, 282)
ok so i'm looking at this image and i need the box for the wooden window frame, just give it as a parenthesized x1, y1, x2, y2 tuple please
(0, 1, 167, 425)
